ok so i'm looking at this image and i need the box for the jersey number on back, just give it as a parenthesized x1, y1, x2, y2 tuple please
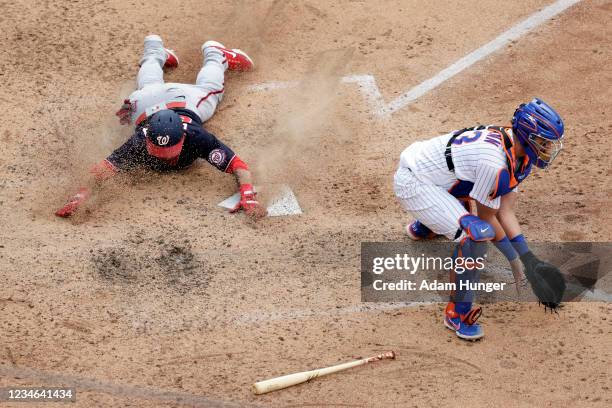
(452, 131, 482, 145)
(452, 130, 501, 147)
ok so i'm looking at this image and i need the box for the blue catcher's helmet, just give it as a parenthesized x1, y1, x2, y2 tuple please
(144, 109, 185, 160)
(512, 98, 564, 169)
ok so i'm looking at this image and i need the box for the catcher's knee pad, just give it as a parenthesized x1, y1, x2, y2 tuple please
(459, 214, 495, 242)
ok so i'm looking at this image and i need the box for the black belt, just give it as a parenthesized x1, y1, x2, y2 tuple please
(444, 126, 486, 173)
(444, 134, 458, 173)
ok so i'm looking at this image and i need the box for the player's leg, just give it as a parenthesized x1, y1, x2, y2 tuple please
(137, 35, 179, 90)
(444, 223, 492, 341)
(406, 199, 474, 241)
(444, 214, 495, 340)
(194, 41, 255, 122)
(193, 42, 228, 123)
(394, 167, 493, 340)
(393, 168, 469, 240)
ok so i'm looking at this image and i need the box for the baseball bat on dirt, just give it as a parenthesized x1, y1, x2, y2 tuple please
(252, 351, 396, 395)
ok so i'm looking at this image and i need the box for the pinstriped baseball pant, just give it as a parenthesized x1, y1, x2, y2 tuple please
(393, 167, 469, 241)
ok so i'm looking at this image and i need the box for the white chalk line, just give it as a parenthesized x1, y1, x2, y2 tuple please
(342, 74, 387, 117)
(383, 0, 582, 116)
(248, 0, 583, 118)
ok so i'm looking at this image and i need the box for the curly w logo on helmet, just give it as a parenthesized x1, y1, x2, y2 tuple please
(157, 135, 170, 145)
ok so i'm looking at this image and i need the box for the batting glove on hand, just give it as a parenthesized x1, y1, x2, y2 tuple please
(115, 99, 133, 125)
(230, 184, 267, 219)
(55, 187, 90, 218)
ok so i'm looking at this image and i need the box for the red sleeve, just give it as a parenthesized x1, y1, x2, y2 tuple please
(225, 155, 249, 174)
(90, 159, 117, 182)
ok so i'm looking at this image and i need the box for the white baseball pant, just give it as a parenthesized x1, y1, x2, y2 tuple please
(393, 167, 469, 241)
(129, 35, 227, 123)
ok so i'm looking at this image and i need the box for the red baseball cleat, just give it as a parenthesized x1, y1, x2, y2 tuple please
(163, 48, 179, 69)
(202, 40, 254, 71)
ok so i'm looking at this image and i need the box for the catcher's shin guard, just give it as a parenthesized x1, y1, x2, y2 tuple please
(446, 235, 488, 341)
(453, 237, 488, 304)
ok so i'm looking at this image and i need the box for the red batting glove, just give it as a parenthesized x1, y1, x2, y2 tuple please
(115, 99, 133, 125)
(230, 184, 267, 218)
(55, 187, 90, 218)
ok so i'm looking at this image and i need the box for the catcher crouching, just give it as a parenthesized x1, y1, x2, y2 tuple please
(393, 98, 567, 341)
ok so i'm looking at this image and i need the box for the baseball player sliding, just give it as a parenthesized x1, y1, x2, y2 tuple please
(394, 98, 566, 340)
(56, 34, 266, 219)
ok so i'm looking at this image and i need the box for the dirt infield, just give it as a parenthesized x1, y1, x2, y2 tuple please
(1, 0, 611, 407)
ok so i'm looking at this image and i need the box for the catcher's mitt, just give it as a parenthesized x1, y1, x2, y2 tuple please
(520, 251, 566, 310)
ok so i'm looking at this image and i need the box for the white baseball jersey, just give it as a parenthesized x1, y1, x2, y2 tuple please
(398, 127, 512, 209)
(394, 126, 529, 240)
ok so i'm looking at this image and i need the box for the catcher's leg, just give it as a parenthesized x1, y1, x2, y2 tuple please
(193, 42, 227, 123)
(405, 199, 475, 240)
(445, 215, 495, 341)
(393, 167, 470, 240)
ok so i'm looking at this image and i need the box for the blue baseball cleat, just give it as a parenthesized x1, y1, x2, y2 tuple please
(406, 220, 437, 241)
(444, 302, 484, 341)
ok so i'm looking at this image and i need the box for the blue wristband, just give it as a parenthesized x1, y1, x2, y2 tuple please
(494, 236, 519, 261)
(510, 234, 530, 256)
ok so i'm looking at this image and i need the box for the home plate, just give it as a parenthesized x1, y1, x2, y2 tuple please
(218, 185, 302, 217)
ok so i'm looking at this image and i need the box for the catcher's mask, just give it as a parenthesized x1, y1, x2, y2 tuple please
(512, 98, 564, 169)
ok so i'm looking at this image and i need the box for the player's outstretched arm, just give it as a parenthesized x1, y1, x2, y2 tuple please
(198, 128, 267, 219)
(225, 158, 267, 219)
(474, 201, 503, 240)
(55, 160, 117, 218)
